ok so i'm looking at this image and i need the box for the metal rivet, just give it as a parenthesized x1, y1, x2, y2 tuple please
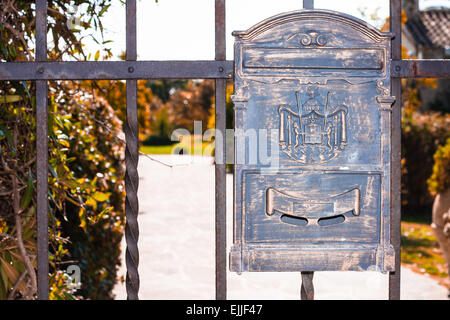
(38, 67, 44, 74)
(128, 67, 134, 73)
(219, 66, 224, 73)
(395, 65, 401, 72)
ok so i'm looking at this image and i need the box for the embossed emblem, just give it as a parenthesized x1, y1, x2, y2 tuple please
(279, 85, 348, 164)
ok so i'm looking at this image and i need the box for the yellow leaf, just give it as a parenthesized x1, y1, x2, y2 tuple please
(94, 50, 100, 61)
(78, 207, 87, 231)
(85, 197, 97, 210)
(58, 139, 70, 148)
(92, 191, 109, 202)
(0, 95, 22, 104)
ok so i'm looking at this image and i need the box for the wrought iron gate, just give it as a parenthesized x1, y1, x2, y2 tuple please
(0, 0, 449, 300)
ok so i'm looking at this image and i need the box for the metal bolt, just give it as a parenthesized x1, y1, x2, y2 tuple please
(38, 67, 45, 74)
(128, 66, 134, 73)
(219, 66, 224, 73)
(395, 65, 401, 72)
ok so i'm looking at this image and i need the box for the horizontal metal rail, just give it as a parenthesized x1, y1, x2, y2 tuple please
(0, 60, 234, 80)
(2, 59, 450, 81)
(391, 59, 450, 78)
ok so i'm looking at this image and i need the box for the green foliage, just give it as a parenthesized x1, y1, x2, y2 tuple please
(140, 145, 176, 155)
(145, 107, 174, 146)
(84, 79, 163, 141)
(143, 134, 175, 146)
(147, 80, 188, 103)
(0, 0, 124, 300)
(49, 86, 125, 299)
(427, 138, 450, 196)
(401, 111, 450, 216)
(166, 80, 215, 133)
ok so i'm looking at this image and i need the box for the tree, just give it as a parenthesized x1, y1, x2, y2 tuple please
(165, 80, 214, 133)
(81, 79, 163, 140)
(147, 80, 189, 103)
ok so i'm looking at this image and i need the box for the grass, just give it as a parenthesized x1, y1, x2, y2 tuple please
(140, 135, 214, 155)
(401, 221, 448, 287)
(140, 145, 176, 155)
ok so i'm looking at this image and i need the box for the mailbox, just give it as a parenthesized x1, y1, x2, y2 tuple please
(230, 10, 396, 272)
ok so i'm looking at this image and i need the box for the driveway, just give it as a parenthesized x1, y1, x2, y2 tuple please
(113, 155, 448, 300)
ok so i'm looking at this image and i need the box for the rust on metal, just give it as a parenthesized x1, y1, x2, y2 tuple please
(391, 59, 450, 78)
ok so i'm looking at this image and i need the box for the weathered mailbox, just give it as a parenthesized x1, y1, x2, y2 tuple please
(230, 10, 396, 272)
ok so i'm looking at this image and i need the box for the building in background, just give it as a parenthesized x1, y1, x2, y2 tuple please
(402, 0, 450, 112)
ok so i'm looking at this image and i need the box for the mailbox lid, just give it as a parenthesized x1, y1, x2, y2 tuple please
(233, 9, 393, 81)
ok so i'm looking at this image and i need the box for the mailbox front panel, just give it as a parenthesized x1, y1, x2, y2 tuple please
(244, 171, 380, 244)
(230, 10, 395, 272)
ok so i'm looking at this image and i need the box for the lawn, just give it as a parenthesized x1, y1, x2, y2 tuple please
(140, 135, 214, 155)
(401, 221, 448, 288)
(140, 145, 177, 155)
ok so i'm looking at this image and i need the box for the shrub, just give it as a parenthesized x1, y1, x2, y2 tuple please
(402, 111, 450, 216)
(142, 134, 175, 146)
(50, 85, 125, 299)
(428, 138, 450, 196)
(144, 107, 175, 146)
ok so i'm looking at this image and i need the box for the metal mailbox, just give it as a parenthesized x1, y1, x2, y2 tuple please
(230, 10, 396, 272)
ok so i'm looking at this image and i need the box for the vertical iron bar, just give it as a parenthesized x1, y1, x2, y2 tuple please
(36, 0, 49, 300)
(125, 0, 140, 300)
(389, 0, 402, 300)
(215, 0, 227, 301)
(300, 272, 314, 300)
(303, 0, 314, 9)
(300, 0, 315, 301)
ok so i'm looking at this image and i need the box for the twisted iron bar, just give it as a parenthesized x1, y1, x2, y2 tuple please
(300, 271, 314, 300)
(125, 80, 139, 300)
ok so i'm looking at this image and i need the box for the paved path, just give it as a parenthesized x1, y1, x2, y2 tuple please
(113, 155, 448, 300)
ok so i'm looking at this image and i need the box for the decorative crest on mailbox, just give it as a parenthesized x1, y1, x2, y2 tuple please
(279, 85, 348, 164)
(230, 10, 396, 273)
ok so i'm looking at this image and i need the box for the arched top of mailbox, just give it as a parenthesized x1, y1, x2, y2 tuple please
(232, 9, 393, 43)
